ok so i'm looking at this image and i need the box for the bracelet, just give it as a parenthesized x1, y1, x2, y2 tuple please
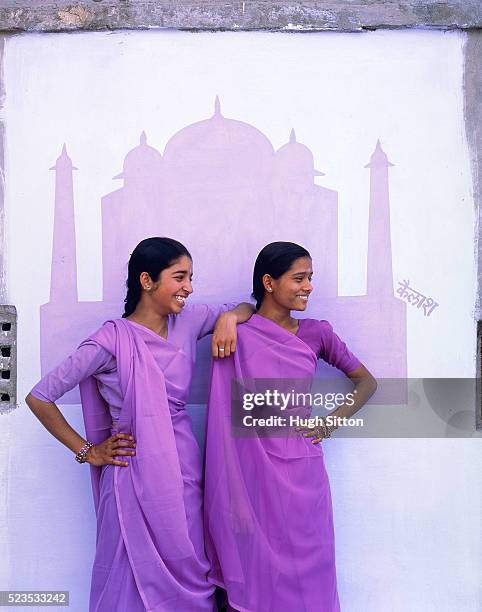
(75, 441, 94, 464)
(313, 421, 328, 440)
(319, 418, 328, 439)
(321, 417, 332, 439)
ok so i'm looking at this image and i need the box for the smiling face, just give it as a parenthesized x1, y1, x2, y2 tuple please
(143, 255, 193, 315)
(264, 256, 313, 311)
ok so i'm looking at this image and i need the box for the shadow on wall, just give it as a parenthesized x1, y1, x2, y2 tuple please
(41, 96, 406, 404)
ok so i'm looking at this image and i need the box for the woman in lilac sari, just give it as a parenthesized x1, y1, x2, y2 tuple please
(204, 242, 377, 612)
(26, 237, 254, 612)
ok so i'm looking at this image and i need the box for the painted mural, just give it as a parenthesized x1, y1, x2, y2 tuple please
(41, 97, 407, 404)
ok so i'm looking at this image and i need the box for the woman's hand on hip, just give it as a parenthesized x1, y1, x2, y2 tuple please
(86, 433, 136, 467)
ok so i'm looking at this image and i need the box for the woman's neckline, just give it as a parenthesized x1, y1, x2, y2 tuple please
(253, 312, 303, 336)
(125, 317, 171, 341)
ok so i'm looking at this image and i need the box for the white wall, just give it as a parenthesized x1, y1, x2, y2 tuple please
(1, 30, 480, 611)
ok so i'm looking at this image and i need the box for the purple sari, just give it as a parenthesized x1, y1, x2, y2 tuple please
(79, 319, 215, 612)
(204, 314, 341, 612)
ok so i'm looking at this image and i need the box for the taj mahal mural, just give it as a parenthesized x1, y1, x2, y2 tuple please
(41, 97, 407, 404)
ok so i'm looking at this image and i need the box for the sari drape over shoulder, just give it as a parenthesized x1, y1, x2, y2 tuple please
(204, 314, 341, 612)
(79, 319, 214, 612)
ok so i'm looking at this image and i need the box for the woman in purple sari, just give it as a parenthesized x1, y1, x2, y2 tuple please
(26, 237, 254, 612)
(204, 242, 377, 612)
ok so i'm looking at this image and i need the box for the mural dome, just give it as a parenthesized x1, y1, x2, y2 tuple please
(163, 97, 274, 179)
(274, 129, 324, 180)
(113, 131, 163, 180)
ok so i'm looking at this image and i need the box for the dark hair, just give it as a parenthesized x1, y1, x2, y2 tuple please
(122, 237, 192, 318)
(252, 241, 311, 310)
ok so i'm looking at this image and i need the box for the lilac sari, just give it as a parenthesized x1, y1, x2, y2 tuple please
(79, 319, 215, 612)
(204, 314, 341, 612)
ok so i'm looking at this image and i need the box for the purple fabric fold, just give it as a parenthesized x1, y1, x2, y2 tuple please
(79, 319, 214, 612)
(204, 314, 341, 612)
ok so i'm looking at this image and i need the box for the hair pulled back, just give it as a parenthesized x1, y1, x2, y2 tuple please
(252, 241, 311, 310)
(122, 237, 191, 318)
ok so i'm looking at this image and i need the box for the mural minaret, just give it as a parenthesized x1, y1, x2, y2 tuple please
(49, 144, 78, 302)
(365, 140, 395, 296)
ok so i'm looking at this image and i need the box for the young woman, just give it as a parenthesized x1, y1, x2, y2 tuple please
(26, 237, 254, 612)
(204, 241, 377, 612)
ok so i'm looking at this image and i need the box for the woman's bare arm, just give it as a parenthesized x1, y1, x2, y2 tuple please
(330, 364, 378, 422)
(26, 393, 135, 466)
(212, 302, 255, 358)
(298, 364, 377, 443)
